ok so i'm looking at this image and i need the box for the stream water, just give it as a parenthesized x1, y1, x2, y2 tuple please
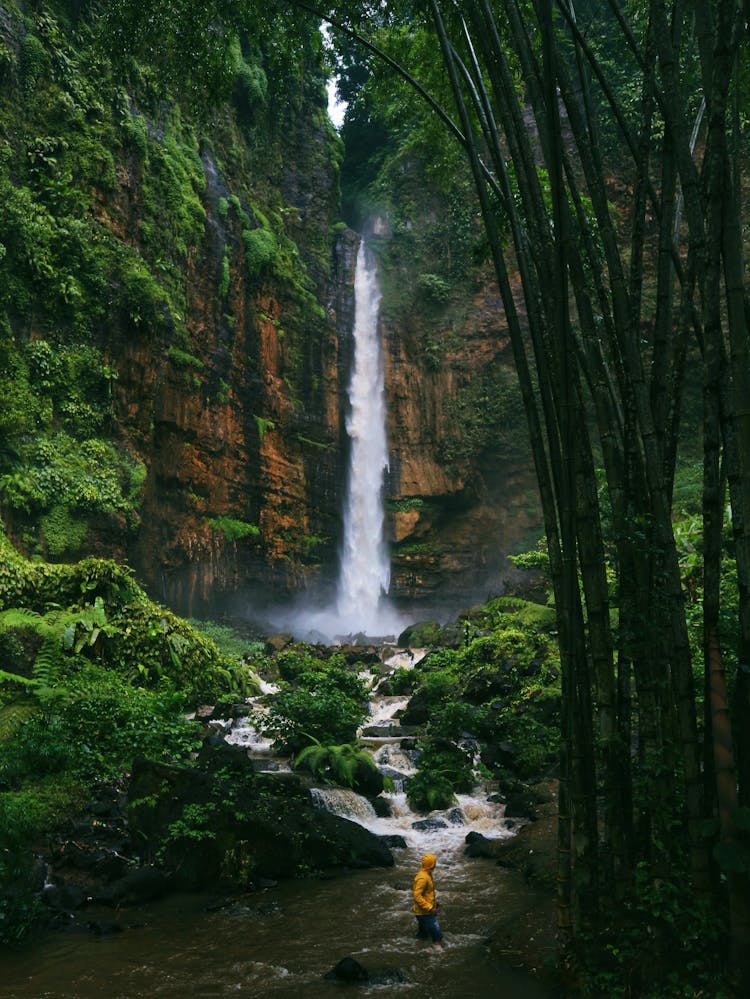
(1, 655, 556, 999)
(0, 853, 553, 999)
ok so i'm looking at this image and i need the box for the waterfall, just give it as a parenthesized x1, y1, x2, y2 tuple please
(281, 238, 405, 642)
(335, 240, 393, 634)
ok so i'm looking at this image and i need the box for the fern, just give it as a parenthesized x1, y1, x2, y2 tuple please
(0, 700, 37, 742)
(0, 608, 47, 632)
(31, 636, 66, 686)
(294, 741, 378, 789)
(0, 607, 76, 714)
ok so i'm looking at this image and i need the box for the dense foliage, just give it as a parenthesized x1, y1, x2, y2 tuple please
(0, 0, 341, 574)
(2, 0, 750, 994)
(0, 527, 254, 943)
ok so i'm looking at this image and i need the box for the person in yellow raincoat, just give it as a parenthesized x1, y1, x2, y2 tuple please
(412, 853, 444, 946)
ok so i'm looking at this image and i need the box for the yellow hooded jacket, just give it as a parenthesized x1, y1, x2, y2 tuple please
(413, 853, 437, 916)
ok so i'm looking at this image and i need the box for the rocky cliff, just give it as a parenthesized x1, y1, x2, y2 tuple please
(0, 1, 541, 622)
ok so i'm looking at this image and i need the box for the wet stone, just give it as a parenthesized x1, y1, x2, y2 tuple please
(411, 818, 448, 832)
(380, 834, 408, 849)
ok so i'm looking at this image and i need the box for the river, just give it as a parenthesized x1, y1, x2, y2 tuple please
(1, 848, 554, 999)
(1, 655, 556, 998)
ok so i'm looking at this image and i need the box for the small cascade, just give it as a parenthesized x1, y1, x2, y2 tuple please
(307, 658, 514, 854)
(224, 681, 290, 772)
(310, 787, 378, 823)
(219, 651, 514, 854)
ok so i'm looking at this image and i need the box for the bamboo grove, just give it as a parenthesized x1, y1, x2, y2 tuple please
(405, 0, 750, 987)
(98, 0, 750, 988)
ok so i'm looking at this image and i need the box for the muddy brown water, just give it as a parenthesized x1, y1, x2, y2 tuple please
(1, 846, 555, 999)
(2, 664, 556, 998)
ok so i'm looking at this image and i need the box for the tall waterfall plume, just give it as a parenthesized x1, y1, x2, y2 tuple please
(335, 240, 393, 632)
(280, 239, 405, 642)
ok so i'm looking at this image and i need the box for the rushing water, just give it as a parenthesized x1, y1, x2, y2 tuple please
(1, 658, 556, 998)
(278, 238, 406, 643)
(336, 239, 393, 632)
(0, 855, 553, 999)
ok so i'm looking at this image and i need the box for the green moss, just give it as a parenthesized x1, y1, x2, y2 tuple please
(218, 251, 230, 298)
(253, 415, 275, 441)
(207, 516, 260, 542)
(121, 111, 149, 155)
(20, 33, 49, 100)
(168, 346, 204, 369)
(39, 504, 88, 557)
(243, 227, 278, 279)
(117, 255, 169, 329)
(387, 496, 427, 512)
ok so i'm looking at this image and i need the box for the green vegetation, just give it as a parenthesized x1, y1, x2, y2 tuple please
(398, 606, 560, 813)
(254, 649, 369, 756)
(0, 0, 342, 574)
(0, 528, 254, 945)
(293, 739, 380, 789)
(207, 515, 260, 543)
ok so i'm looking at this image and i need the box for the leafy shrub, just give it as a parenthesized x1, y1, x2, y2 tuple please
(388, 666, 418, 695)
(260, 684, 366, 756)
(0, 666, 203, 787)
(577, 864, 729, 998)
(40, 504, 88, 556)
(258, 654, 368, 755)
(117, 256, 169, 328)
(417, 272, 451, 304)
(407, 741, 475, 813)
(405, 769, 455, 812)
(0, 790, 48, 945)
(275, 649, 368, 701)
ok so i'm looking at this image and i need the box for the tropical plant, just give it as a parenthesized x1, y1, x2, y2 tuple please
(293, 739, 379, 788)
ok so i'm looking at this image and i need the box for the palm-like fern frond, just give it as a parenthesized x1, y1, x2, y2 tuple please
(294, 741, 378, 788)
(0, 700, 37, 743)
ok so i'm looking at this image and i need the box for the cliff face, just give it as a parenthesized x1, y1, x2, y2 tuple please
(0, 2, 540, 622)
(382, 268, 540, 613)
(105, 148, 355, 616)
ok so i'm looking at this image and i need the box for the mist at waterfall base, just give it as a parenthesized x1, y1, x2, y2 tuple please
(270, 240, 409, 644)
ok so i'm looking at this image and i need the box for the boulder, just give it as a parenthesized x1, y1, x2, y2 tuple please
(446, 807, 465, 825)
(264, 633, 294, 655)
(464, 831, 504, 859)
(371, 796, 393, 818)
(400, 688, 431, 726)
(481, 741, 522, 773)
(380, 834, 408, 849)
(111, 866, 169, 904)
(126, 758, 393, 890)
(411, 818, 448, 832)
(351, 757, 385, 797)
(324, 956, 369, 982)
(323, 956, 409, 986)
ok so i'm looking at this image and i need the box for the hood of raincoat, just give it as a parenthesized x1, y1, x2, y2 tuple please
(421, 853, 437, 871)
